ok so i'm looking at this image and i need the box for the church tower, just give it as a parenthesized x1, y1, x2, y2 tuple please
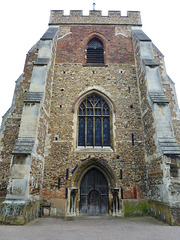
(0, 10, 180, 225)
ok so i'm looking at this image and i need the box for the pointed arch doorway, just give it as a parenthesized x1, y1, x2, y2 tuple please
(80, 168, 109, 215)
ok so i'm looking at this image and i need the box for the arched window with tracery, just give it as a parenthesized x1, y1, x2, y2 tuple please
(86, 38, 104, 64)
(78, 93, 110, 147)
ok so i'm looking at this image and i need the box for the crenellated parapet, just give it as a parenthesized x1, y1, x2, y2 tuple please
(49, 10, 142, 25)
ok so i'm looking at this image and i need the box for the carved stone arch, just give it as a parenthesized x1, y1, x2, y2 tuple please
(68, 158, 121, 216)
(71, 158, 117, 189)
(68, 158, 118, 215)
(72, 88, 116, 113)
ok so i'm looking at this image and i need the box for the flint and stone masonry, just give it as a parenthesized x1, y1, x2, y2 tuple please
(0, 10, 180, 225)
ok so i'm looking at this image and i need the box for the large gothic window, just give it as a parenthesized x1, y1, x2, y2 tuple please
(78, 94, 110, 147)
(86, 38, 104, 64)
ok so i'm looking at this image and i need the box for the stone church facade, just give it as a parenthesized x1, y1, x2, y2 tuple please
(0, 10, 180, 225)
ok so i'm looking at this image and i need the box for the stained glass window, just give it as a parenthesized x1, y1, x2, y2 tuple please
(78, 117, 85, 146)
(78, 94, 110, 147)
(103, 118, 110, 146)
(87, 118, 93, 146)
(95, 117, 101, 146)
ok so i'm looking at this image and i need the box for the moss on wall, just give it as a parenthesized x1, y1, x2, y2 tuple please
(123, 199, 147, 216)
(147, 200, 180, 226)
(0, 200, 40, 225)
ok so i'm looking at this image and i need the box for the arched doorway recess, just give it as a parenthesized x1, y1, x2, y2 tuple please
(69, 158, 121, 216)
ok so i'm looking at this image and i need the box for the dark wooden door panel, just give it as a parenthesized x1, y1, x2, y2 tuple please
(80, 168, 108, 214)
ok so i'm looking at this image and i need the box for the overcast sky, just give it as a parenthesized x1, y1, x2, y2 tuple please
(0, 0, 179, 125)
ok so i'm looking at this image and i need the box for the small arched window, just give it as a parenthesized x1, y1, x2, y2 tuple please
(86, 38, 104, 64)
(78, 94, 110, 147)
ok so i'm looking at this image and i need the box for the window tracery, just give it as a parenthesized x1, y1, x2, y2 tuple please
(78, 94, 110, 147)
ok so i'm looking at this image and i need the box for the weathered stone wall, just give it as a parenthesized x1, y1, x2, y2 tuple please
(148, 200, 180, 225)
(153, 45, 180, 144)
(132, 29, 180, 211)
(132, 33, 164, 200)
(0, 162, 10, 196)
(0, 43, 39, 196)
(42, 24, 146, 201)
(133, 34, 157, 156)
(29, 29, 59, 195)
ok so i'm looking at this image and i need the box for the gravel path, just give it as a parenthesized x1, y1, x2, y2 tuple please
(1, 216, 180, 240)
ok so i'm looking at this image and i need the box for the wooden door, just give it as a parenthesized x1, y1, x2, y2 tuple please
(80, 168, 108, 214)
